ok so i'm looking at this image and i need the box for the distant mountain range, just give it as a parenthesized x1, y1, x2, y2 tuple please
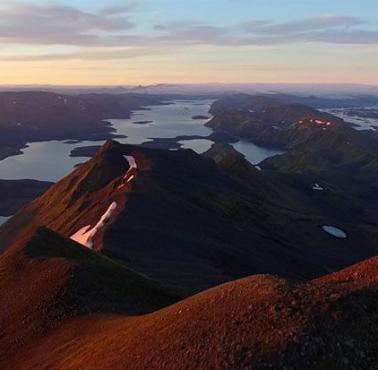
(1, 82, 378, 96)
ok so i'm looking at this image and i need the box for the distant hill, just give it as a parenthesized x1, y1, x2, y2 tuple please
(1, 82, 378, 96)
(0, 91, 162, 160)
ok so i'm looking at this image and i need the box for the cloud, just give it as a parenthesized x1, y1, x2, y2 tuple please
(0, 2, 377, 63)
(0, 3, 136, 46)
(241, 15, 365, 34)
(306, 29, 378, 44)
(152, 15, 378, 47)
(1, 47, 169, 61)
(238, 15, 378, 45)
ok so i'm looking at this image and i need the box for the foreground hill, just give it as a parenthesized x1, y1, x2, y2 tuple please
(1, 224, 378, 369)
(1, 140, 378, 294)
(0, 226, 178, 366)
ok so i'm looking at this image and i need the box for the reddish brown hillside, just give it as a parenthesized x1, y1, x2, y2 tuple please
(0, 140, 142, 252)
(1, 228, 378, 369)
(0, 227, 178, 367)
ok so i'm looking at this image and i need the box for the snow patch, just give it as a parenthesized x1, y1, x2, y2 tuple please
(124, 155, 137, 170)
(304, 119, 331, 127)
(322, 225, 347, 239)
(117, 155, 138, 189)
(312, 183, 324, 191)
(70, 202, 118, 248)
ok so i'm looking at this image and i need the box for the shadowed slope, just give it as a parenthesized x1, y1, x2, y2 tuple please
(2, 139, 378, 295)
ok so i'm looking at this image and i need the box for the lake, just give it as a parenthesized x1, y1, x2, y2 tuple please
(233, 140, 283, 165)
(0, 99, 282, 183)
(0, 216, 10, 225)
(321, 107, 378, 131)
(108, 100, 213, 144)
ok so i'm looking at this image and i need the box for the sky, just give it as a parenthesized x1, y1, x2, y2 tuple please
(0, 0, 377, 85)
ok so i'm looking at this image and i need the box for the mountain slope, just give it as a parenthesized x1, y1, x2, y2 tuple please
(0, 226, 178, 365)
(2, 230, 378, 369)
(1, 140, 378, 295)
(208, 94, 378, 220)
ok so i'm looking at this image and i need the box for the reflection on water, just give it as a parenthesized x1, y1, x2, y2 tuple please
(0, 140, 99, 182)
(109, 100, 213, 144)
(0, 216, 10, 225)
(178, 139, 214, 154)
(321, 107, 378, 131)
(233, 140, 283, 164)
(0, 100, 213, 181)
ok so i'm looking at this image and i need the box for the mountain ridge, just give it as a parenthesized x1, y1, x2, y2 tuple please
(2, 139, 378, 294)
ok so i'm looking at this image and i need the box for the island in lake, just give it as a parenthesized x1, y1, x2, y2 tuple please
(132, 120, 153, 125)
(192, 115, 210, 120)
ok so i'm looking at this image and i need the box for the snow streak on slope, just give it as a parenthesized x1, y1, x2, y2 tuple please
(124, 156, 137, 170)
(322, 225, 347, 239)
(117, 156, 137, 189)
(70, 156, 138, 248)
(70, 202, 118, 248)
